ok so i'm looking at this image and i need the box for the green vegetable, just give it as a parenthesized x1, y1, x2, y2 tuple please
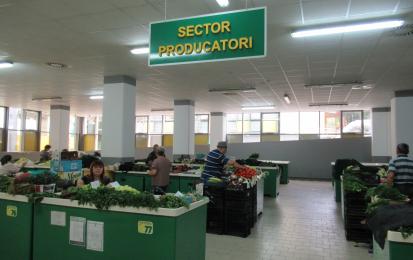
(343, 174, 368, 192)
(30, 173, 59, 185)
(365, 185, 407, 201)
(397, 226, 413, 239)
(0, 176, 12, 192)
(366, 198, 390, 216)
(159, 194, 189, 209)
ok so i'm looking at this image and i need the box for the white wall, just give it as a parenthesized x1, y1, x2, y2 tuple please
(173, 104, 195, 155)
(210, 113, 226, 148)
(50, 108, 70, 151)
(372, 111, 391, 157)
(391, 96, 413, 157)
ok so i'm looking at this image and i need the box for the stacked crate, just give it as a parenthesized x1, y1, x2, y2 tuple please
(224, 188, 253, 238)
(204, 185, 226, 234)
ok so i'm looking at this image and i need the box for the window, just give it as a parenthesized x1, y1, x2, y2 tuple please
(82, 116, 100, 151)
(163, 115, 174, 134)
(195, 115, 209, 134)
(135, 116, 149, 149)
(262, 113, 279, 133)
(299, 112, 319, 140)
(280, 112, 299, 141)
(243, 113, 261, 143)
(0, 107, 6, 151)
(25, 110, 39, 131)
(342, 110, 363, 135)
(226, 114, 243, 143)
(320, 112, 340, 139)
(195, 114, 209, 145)
(0, 107, 5, 129)
(40, 113, 50, 151)
(364, 110, 372, 136)
(136, 116, 148, 134)
(149, 116, 163, 134)
(7, 108, 23, 152)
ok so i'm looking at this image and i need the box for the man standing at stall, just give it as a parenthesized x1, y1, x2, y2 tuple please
(149, 147, 171, 195)
(387, 143, 413, 198)
(201, 141, 244, 185)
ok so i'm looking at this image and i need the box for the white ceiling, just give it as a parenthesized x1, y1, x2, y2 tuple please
(0, 0, 413, 116)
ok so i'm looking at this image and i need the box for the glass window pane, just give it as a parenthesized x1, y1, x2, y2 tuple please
(7, 130, 22, 152)
(148, 134, 162, 147)
(42, 114, 50, 132)
(262, 113, 279, 133)
(342, 111, 363, 134)
(227, 134, 243, 143)
(243, 113, 260, 134)
(320, 112, 340, 134)
(299, 112, 319, 134)
(364, 110, 372, 136)
(163, 115, 174, 134)
(69, 116, 79, 134)
(243, 134, 260, 143)
(195, 115, 209, 134)
(320, 134, 340, 139)
(280, 134, 299, 141)
(40, 132, 50, 150)
(69, 134, 78, 150)
(226, 114, 243, 134)
(149, 116, 163, 134)
(97, 117, 102, 135)
(0, 107, 5, 128)
(136, 116, 148, 134)
(85, 116, 96, 134)
(280, 112, 299, 134)
(25, 110, 39, 131)
(8, 107, 23, 130)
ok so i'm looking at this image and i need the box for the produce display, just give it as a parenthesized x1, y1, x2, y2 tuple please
(30, 173, 58, 185)
(234, 167, 257, 179)
(172, 165, 191, 173)
(132, 164, 149, 172)
(0, 176, 11, 192)
(365, 185, 409, 216)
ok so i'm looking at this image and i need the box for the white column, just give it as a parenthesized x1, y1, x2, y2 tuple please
(391, 90, 413, 157)
(50, 105, 70, 152)
(101, 75, 136, 164)
(371, 107, 391, 162)
(173, 100, 195, 158)
(210, 112, 226, 149)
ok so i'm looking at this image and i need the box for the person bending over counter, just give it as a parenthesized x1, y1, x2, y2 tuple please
(77, 160, 110, 187)
(201, 141, 244, 185)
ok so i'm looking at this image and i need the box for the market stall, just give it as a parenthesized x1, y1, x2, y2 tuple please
(32, 197, 208, 260)
(373, 231, 413, 260)
(0, 193, 33, 260)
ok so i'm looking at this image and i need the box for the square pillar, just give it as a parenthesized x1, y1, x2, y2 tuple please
(210, 112, 226, 149)
(371, 107, 391, 162)
(391, 90, 413, 158)
(50, 105, 70, 152)
(173, 100, 195, 159)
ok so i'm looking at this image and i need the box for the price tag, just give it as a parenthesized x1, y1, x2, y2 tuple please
(138, 221, 154, 235)
(6, 205, 17, 217)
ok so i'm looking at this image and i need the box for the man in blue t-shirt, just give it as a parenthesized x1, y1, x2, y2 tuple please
(201, 141, 244, 184)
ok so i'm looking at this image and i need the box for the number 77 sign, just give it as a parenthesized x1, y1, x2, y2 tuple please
(138, 221, 154, 235)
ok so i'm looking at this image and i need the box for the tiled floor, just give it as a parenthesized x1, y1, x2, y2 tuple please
(205, 180, 371, 260)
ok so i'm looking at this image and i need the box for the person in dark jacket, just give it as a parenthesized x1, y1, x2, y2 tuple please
(145, 144, 159, 166)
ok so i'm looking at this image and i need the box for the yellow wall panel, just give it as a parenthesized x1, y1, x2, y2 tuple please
(195, 134, 209, 145)
(83, 134, 96, 152)
(162, 134, 173, 147)
(24, 131, 38, 151)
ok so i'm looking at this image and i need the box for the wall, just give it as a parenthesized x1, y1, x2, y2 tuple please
(372, 109, 391, 163)
(226, 138, 372, 179)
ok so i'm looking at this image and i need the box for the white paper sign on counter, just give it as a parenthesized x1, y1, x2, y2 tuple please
(86, 221, 104, 252)
(90, 180, 101, 189)
(69, 216, 86, 246)
(50, 211, 66, 226)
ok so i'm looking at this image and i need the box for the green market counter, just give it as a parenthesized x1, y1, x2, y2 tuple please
(32, 197, 209, 260)
(261, 161, 290, 184)
(373, 231, 413, 260)
(0, 193, 33, 260)
(115, 171, 201, 193)
(257, 166, 280, 198)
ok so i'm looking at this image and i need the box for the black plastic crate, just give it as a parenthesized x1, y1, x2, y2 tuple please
(225, 222, 251, 238)
(207, 220, 225, 235)
(225, 189, 252, 201)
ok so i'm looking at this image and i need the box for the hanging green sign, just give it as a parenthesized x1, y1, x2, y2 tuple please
(149, 7, 266, 66)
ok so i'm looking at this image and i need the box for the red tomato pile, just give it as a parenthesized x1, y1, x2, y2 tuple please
(234, 167, 257, 179)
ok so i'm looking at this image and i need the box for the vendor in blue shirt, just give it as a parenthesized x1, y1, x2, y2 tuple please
(201, 141, 244, 184)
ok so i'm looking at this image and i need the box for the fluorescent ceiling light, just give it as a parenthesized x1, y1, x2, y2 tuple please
(0, 61, 13, 69)
(283, 94, 291, 104)
(292, 20, 404, 38)
(130, 47, 149, 55)
(32, 96, 62, 101)
(242, 106, 275, 111)
(151, 108, 174, 112)
(309, 102, 348, 107)
(89, 95, 104, 100)
(209, 87, 256, 93)
(305, 81, 363, 89)
(216, 0, 229, 7)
